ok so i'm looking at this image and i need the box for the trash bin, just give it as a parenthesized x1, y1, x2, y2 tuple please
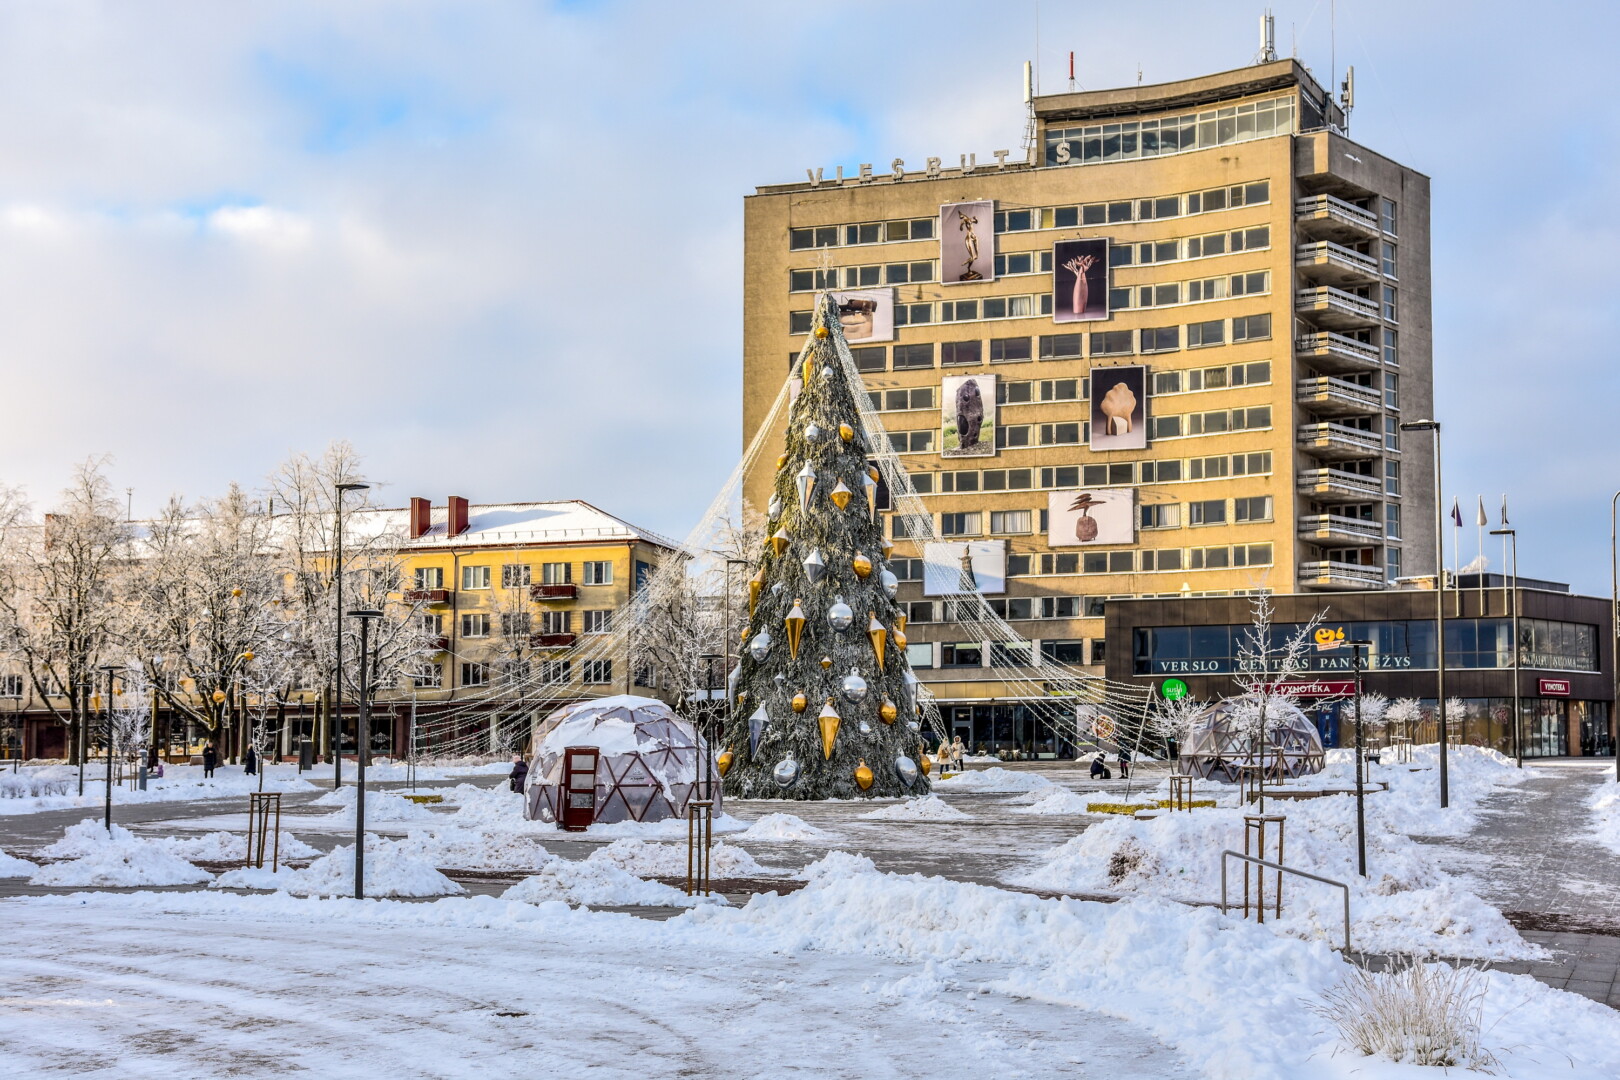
(298, 740, 315, 772)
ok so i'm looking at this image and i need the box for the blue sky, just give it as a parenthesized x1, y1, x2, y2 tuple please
(0, 1, 1616, 593)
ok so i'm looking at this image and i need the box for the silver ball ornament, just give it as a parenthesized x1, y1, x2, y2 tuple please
(747, 630, 772, 662)
(773, 754, 800, 786)
(827, 596, 854, 632)
(880, 568, 899, 600)
(841, 667, 868, 704)
(896, 755, 919, 787)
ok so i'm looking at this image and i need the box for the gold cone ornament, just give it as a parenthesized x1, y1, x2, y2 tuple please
(749, 568, 764, 616)
(893, 627, 907, 652)
(818, 698, 841, 760)
(819, 656, 832, 670)
(791, 692, 808, 714)
(854, 759, 874, 791)
(802, 355, 815, 384)
(881, 537, 895, 559)
(776, 453, 788, 470)
(895, 614, 908, 634)
(784, 600, 807, 659)
(867, 613, 888, 672)
(767, 529, 790, 556)
(839, 423, 855, 443)
(717, 750, 734, 777)
(829, 481, 853, 510)
(879, 695, 898, 724)
(852, 553, 872, 579)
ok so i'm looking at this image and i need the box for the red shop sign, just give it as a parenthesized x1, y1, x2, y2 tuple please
(1538, 678, 1572, 697)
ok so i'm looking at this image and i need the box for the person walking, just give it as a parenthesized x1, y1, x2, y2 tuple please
(202, 743, 218, 779)
(950, 735, 965, 771)
(243, 746, 257, 776)
(1118, 745, 1132, 780)
(508, 753, 529, 794)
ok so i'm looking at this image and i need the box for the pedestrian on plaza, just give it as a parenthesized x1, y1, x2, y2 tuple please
(147, 744, 159, 770)
(1089, 752, 1111, 780)
(202, 743, 217, 778)
(1118, 745, 1132, 779)
(508, 753, 529, 794)
(243, 747, 257, 775)
(951, 736, 965, 770)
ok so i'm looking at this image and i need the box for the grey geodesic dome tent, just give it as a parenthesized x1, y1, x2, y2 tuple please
(1178, 699, 1326, 782)
(524, 695, 721, 825)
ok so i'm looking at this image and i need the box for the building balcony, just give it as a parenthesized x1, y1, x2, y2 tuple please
(530, 583, 578, 602)
(428, 636, 450, 653)
(1298, 514, 1384, 544)
(1296, 240, 1380, 287)
(1295, 285, 1381, 332)
(1296, 330, 1381, 375)
(1297, 421, 1383, 461)
(1297, 467, 1384, 500)
(403, 588, 449, 604)
(1294, 193, 1380, 245)
(530, 632, 576, 648)
(1299, 560, 1386, 591)
(1295, 376, 1382, 418)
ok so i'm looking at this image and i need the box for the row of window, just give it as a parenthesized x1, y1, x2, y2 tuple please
(413, 562, 614, 591)
(1044, 96, 1297, 167)
(426, 609, 616, 639)
(790, 217, 935, 250)
(413, 658, 616, 689)
(886, 453, 1275, 504)
(867, 361, 1271, 415)
(918, 494, 1273, 540)
(1148, 405, 1273, 440)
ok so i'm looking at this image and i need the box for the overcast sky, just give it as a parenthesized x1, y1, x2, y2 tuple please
(1, 1, 1616, 592)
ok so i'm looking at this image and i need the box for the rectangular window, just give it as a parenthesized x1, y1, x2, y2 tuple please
(1381, 241, 1397, 278)
(1091, 330, 1133, 356)
(461, 565, 491, 590)
(582, 659, 613, 685)
(1383, 328, 1399, 366)
(941, 299, 978, 322)
(941, 642, 983, 667)
(498, 612, 530, 637)
(1231, 313, 1271, 341)
(1189, 499, 1227, 525)
(541, 660, 572, 683)
(1381, 285, 1398, 323)
(1040, 597, 1081, 619)
(411, 663, 443, 689)
(789, 311, 812, 335)
(413, 567, 444, 590)
(1386, 504, 1402, 539)
(460, 662, 488, 687)
(1038, 333, 1082, 359)
(1385, 416, 1401, 451)
(893, 343, 935, 370)
(419, 613, 444, 636)
(989, 336, 1031, 363)
(939, 512, 981, 537)
(1385, 461, 1401, 496)
(583, 609, 612, 634)
(1187, 319, 1224, 347)
(1039, 378, 1080, 402)
(501, 564, 531, 588)
(1007, 553, 1031, 576)
(905, 643, 935, 669)
(542, 562, 572, 585)
(1141, 503, 1181, 528)
(1152, 371, 1182, 394)
(460, 613, 490, 638)
(1150, 416, 1182, 439)
(1234, 496, 1272, 522)
(540, 610, 571, 635)
(1140, 326, 1179, 353)
(989, 510, 1032, 534)
(1039, 422, 1083, 446)
(1384, 373, 1400, 410)
(941, 340, 982, 366)
(851, 346, 887, 372)
(1380, 198, 1397, 235)
(1141, 459, 1182, 482)
(1386, 546, 1402, 582)
(889, 430, 934, 453)
(1041, 639, 1084, 663)
(582, 561, 613, 585)
(895, 302, 933, 326)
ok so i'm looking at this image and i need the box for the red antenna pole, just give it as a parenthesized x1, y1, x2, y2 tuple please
(1069, 51, 1074, 80)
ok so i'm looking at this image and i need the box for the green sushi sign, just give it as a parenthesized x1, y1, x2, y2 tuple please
(1161, 678, 1189, 701)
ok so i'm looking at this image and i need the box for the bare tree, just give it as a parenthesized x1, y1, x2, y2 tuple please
(107, 665, 153, 786)
(1146, 693, 1208, 763)
(1230, 593, 1326, 810)
(240, 641, 298, 789)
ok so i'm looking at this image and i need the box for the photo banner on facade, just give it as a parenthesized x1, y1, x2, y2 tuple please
(941, 373, 997, 458)
(939, 200, 994, 285)
(1046, 488, 1137, 547)
(1052, 238, 1109, 322)
(831, 288, 895, 344)
(922, 540, 1007, 596)
(1089, 364, 1147, 451)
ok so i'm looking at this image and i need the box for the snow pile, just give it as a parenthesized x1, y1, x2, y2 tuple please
(501, 857, 712, 908)
(152, 830, 322, 862)
(737, 813, 837, 844)
(1300, 743, 1526, 836)
(586, 813, 748, 838)
(395, 828, 555, 870)
(931, 766, 1055, 794)
(443, 784, 554, 831)
(1007, 797, 1536, 959)
(1010, 787, 1100, 815)
(312, 786, 441, 823)
(214, 835, 462, 897)
(1591, 777, 1620, 854)
(0, 766, 77, 799)
(585, 837, 784, 879)
(0, 847, 38, 876)
(30, 820, 211, 887)
(0, 763, 317, 817)
(861, 795, 971, 822)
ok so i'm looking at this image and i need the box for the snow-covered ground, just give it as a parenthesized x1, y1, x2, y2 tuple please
(4, 853, 1618, 1079)
(1590, 776, 1620, 854)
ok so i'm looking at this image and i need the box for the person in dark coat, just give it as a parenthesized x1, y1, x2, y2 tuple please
(202, 743, 218, 778)
(1118, 745, 1132, 779)
(147, 744, 160, 770)
(508, 753, 529, 794)
(1089, 752, 1111, 780)
(243, 747, 257, 775)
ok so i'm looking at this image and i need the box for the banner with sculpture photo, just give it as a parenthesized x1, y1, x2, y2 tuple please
(939, 200, 994, 285)
(941, 373, 996, 458)
(1046, 488, 1137, 547)
(1089, 364, 1147, 451)
(921, 540, 1007, 596)
(1051, 238, 1109, 322)
(831, 288, 895, 343)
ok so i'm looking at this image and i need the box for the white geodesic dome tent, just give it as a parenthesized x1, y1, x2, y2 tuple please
(1177, 698, 1326, 783)
(524, 695, 721, 825)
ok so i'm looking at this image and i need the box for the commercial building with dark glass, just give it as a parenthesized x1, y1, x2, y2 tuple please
(1104, 575, 1613, 758)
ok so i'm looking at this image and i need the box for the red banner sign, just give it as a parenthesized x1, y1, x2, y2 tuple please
(1259, 680, 1356, 697)
(1538, 678, 1572, 697)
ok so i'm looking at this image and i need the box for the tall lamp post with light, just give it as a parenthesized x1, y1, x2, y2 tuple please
(1400, 418, 1449, 808)
(348, 608, 383, 899)
(1611, 491, 1620, 780)
(331, 481, 370, 789)
(1346, 639, 1373, 877)
(100, 664, 119, 831)
(1490, 527, 1523, 766)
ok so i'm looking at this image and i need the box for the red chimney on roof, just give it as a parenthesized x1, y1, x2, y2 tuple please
(447, 495, 469, 537)
(408, 497, 431, 539)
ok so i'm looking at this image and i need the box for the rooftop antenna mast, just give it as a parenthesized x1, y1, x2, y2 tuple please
(1339, 65, 1355, 134)
(1257, 9, 1277, 63)
(1021, 60, 1037, 164)
(1068, 49, 1076, 92)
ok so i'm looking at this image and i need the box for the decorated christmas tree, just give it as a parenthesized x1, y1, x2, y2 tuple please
(723, 293, 929, 800)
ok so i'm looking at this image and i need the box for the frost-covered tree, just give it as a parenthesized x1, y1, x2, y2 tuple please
(725, 294, 926, 800)
(1147, 693, 1208, 760)
(1352, 691, 1390, 746)
(1385, 697, 1422, 742)
(1230, 593, 1325, 807)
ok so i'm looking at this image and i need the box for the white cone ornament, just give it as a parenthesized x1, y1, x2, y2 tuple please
(796, 463, 817, 516)
(880, 567, 899, 600)
(862, 472, 878, 521)
(827, 596, 854, 632)
(803, 549, 827, 585)
(749, 705, 768, 755)
(747, 630, 772, 662)
(842, 667, 868, 704)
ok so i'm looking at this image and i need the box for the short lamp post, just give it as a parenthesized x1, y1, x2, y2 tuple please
(1490, 527, 1523, 766)
(100, 664, 119, 831)
(1400, 418, 1449, 808)
(348, 608, 384, 900)
(1346, 639, 1373, 878)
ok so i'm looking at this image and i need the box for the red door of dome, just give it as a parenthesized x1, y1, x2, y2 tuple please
(560, 746, 599, 831)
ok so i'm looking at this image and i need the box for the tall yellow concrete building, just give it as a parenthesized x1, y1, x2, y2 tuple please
(742, 59, 1435, 748)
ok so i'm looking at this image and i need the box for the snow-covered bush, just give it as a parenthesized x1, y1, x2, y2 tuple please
(1311, 956, 1498, 1070)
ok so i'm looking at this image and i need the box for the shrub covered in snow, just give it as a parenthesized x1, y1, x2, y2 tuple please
(584, 837, 782, 879)
(1311, 955, 1498, 1070)
(214, 835, 462, 897)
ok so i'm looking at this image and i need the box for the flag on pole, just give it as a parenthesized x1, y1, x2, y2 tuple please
(1500, 494, 1510, 526)
(1476, 496, 1487, 527)
(1450, 498, 1462, 526)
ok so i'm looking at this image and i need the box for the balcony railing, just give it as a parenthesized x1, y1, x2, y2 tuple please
(1296, 376, 1382, 417)
(1298, 514, 1384, 543)
(530, 583, 578, 601)
(1295, 285, 1380, 330)
(428, 636, 450, 653)
(1297, 330, 1381, 374)
(1295, 193, 1380, 243)
(1297, 468, 1384, 499)
(1297, 421, 1383, 460)
(530, 632, 577, 648)
(1296, 240, 1380, 286)
(1299, 560, 1386, 590)
(403, 588, 449, 604)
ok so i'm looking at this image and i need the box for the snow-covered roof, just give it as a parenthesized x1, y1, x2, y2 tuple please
(377, 499, 677, 551)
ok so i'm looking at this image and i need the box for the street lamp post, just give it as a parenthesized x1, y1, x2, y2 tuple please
(699, 652, 722, 800)
(101, 664, 118, 831)
(348, 609, 383, 900)
(1490, 528, 1522, 766)
(1346, 639, 1373, 878)
(1611, 492, 1620, 780)
(1400, 419, 1449, 808)
(332, 481, 370, 789)
(77, 677, 89, 797)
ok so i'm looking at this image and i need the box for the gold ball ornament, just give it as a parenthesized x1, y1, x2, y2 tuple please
(241, 651, 255, 662)
(211, 690, 227, 704)
(879, 695, 898, 724)
(852, 553, 872, 579)
(920, 754, 934, 778)
(854, 759, 874, 791)
(814, 326, 830, 339)
(839, 423, 854, 443)
(230, 587, 243, 597)
(791, 692, 808, 713)
(717, 749, 734, 778)
(777, 454, 788, 469)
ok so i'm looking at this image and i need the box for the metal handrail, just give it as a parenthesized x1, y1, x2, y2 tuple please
(1219, 849, 1351, 952)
